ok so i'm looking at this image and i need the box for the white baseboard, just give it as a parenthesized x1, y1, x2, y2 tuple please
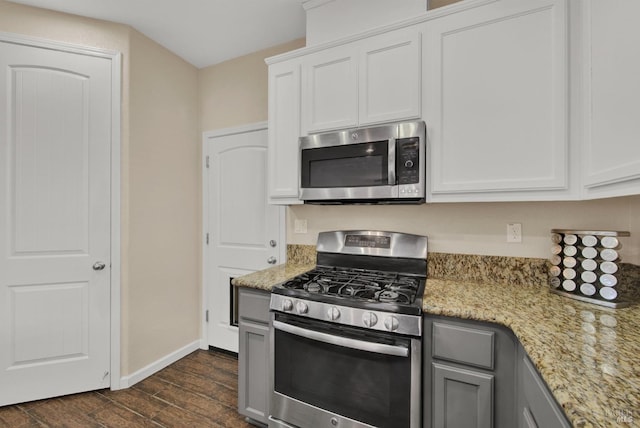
(117, 340, 201, 389)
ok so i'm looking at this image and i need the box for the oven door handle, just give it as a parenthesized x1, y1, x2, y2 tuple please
(273, 320, 409, 358)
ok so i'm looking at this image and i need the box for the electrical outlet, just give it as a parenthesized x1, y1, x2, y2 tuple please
(294, 219, 308, 234)
(507, 223, 522, 243)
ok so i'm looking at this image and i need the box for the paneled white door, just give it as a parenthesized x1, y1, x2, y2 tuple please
(0, 39, 112, 405)
(204, 124, 283, 353)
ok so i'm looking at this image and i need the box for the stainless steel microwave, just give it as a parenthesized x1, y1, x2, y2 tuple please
(299, 121, 426, 204)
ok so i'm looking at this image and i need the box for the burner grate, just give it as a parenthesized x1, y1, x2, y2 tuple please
(281, 267, 420, 304)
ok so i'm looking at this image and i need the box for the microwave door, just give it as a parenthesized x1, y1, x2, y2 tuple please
(300, 141, 397, 201)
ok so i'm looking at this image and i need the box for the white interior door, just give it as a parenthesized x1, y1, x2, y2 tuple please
(204, 124, 283, 353)
(0, 39, 112, 405)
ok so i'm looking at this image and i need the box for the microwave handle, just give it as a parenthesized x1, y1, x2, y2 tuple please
(388, 138, 396, 185)
(273, 320, 409, 357)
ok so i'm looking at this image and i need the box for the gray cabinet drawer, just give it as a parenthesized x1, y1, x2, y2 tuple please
(238, 287, 271, 324)
(432, 321, 495, 369)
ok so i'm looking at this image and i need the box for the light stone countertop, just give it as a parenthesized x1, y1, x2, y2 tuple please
(232, 263, 640, 428)
(231, 262, 315, 291)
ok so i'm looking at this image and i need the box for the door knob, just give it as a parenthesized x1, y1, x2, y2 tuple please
(267, 257, 277, 265)
(93, 261, 106, 271)
(269, 240, 277, 247)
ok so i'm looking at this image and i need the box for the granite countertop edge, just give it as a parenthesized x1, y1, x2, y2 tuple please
(231, 262, 314, 291)
(232, 263, 640, 428)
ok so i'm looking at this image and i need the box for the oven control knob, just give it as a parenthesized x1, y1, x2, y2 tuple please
(384, 316, 400, 332)
(362, 312, 378, 328)
(282, 299, 293, 312)
(295, 301, 309, 314)
(327, 306, 340, 321)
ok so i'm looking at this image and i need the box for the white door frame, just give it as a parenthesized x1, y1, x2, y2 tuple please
(200, 122, 286, 350)
(0, 32, 122, 389)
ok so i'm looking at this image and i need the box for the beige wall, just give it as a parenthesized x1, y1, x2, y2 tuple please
(287, 196, 640, 265)
(0, 1, 130, 50)
(128, 31, 200, 373)
(0, 0, 201, 377)
(199, 38, 305, 132)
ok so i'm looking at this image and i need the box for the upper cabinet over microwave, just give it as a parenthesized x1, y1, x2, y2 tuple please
(301, 26, 422, 135)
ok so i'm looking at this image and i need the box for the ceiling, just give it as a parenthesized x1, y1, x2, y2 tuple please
(7, 0, 307, 69)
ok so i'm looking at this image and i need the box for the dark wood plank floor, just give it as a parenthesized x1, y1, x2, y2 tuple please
(0, 349, 254, 428)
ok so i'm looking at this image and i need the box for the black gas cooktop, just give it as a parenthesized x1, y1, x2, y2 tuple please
(280, 266, 421, 304)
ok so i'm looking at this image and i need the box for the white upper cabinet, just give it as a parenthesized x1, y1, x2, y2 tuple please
(580, 0, 640, 199)
(267, 59, 303, 204)
(424, 0, 573, 202)
(301, 44, 358, 133)
(302, 26, 422, 135)
(359, 29, 422, 126)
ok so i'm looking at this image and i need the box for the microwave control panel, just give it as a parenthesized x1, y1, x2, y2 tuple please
(396, 137, 420, 185)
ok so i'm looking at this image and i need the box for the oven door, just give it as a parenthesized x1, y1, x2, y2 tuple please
(270, 313, 421, 428)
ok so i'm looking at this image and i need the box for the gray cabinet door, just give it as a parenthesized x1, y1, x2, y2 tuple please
(432, 362, 494, 428)
(517, 347, 570, 428)
(238, 288, 271, 425)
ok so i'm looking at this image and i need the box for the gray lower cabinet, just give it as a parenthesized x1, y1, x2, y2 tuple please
(238, 287, 271, 425)
(423, 316, 517, 428)
(517, 345, 570, 428)
(424, 315, 571, 428)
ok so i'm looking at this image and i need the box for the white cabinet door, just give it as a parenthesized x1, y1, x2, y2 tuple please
(301, 27, 421, 134)
(359, 28, 422, 126)
(301, 45, 358, 134)
(581, 0, 640, 199)
(268, 59, 303, 204)
(425, 0, 572, 202)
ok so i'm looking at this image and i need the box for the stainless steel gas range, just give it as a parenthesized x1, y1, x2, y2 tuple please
(268, 230, 427, 428)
